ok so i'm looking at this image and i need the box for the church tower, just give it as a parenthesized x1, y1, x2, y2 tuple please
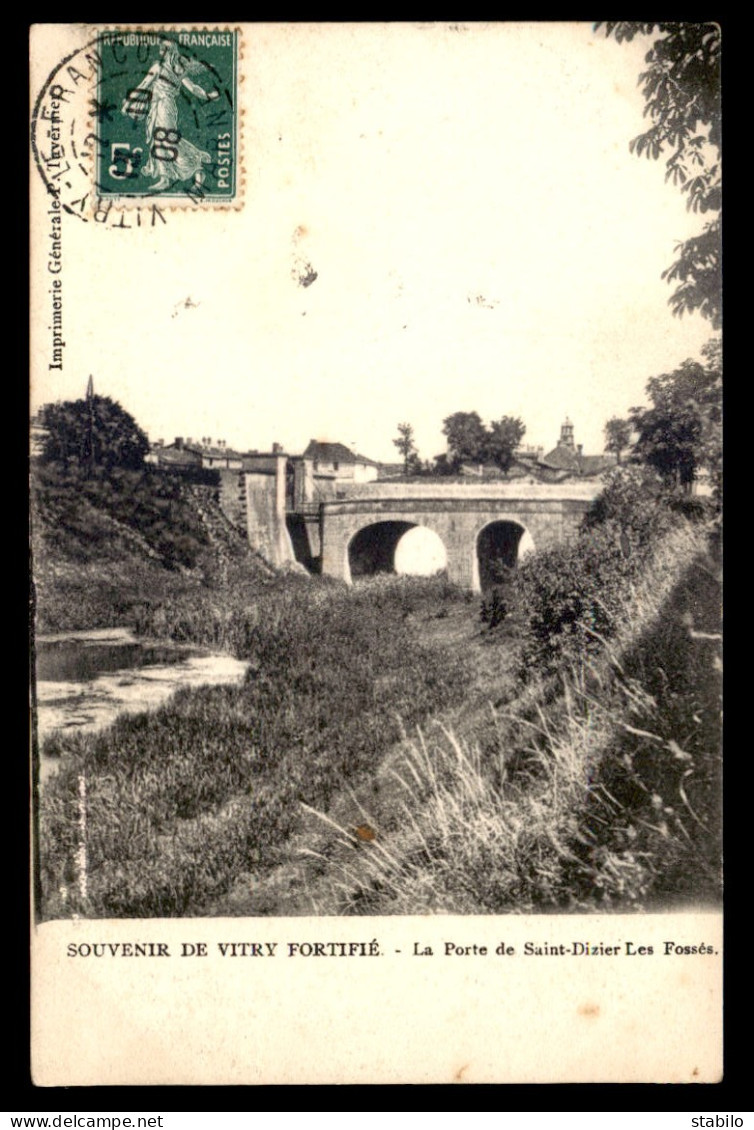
(559, 416, 575, 449)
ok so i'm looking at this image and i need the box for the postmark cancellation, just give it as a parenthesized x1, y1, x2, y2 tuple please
(31, 27, 241, 215)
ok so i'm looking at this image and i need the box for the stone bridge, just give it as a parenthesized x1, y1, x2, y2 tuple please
(310, 482, 602, 592)
(238, 468, 604, 591)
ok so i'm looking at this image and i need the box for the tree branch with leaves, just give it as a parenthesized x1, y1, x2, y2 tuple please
(596, 21, 721, 328)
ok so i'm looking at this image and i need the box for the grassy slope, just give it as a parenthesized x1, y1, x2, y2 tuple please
(286, 522, 721, 915)
(31, 468, 272, 634)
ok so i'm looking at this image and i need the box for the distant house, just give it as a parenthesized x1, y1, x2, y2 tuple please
(543, 418, 616, 480)
(456, 454, 570, 484)
(146, 436, 244, 471)
(302, 440, 379, 484)
(449, 421, 615, 484)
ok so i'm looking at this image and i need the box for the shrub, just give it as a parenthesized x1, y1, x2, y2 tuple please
(480, 565, 518, 629)
(514, 530, 626, 669)
(31, 463, 209, 570)
(308, 528, 720, 915)
(39, 394, 149, 473)
(583, 464, 670, 549)
(508, 466, 689, 671)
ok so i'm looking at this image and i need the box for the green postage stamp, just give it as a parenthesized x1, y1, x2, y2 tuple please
(95, 29, 238, 201)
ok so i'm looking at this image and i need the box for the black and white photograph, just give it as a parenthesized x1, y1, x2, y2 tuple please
(29, 22, 722, 1085)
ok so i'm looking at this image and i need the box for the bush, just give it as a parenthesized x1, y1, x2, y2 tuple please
(480, 565, 517, 629)
(311, 527, 720, 915)
(665, 491, 716, 523)
(515, 531, 629, 668)
(31, 463, 209, 570)
(508, 466, 689, 671)
(583, 464, 671, 549)
(39, 394, 149, 472)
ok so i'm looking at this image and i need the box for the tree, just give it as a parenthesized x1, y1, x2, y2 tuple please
(486, 416, 526, 472)
(596, 22, 721, 328)
(392, 422, 419, 475)
(604, 417, 632, 464)
(39, 392, 150, 473)
(442, 411, 526, 472)
(629, 348, 721, 491)
(441, 411, 489, 467)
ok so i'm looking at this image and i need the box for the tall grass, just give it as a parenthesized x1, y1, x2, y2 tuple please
(303, 521, 722, 914)
(38, 577, 469, 918)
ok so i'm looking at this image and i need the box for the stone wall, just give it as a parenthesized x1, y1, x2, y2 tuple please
(244, 458, 295, 568)
(218, 468, 246, 531)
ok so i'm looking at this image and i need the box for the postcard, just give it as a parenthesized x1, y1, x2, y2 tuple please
(30, 22, 722, 1085)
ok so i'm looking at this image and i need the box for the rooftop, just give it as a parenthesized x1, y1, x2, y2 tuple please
(303, 440, 378, 466)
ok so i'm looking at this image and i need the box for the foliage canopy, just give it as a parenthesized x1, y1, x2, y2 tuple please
(39, 393, 150, 472)
(604, 417, 632, 464)
(442, 411, 525, 472)
(629, 349, 722, 490)
(596, 22, 721, 328)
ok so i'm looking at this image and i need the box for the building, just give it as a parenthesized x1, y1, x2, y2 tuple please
(542, 417, 616, 480)
(302, 440, 379, 484)
(146, 436, 244, 471)
(449, 421, 615, 484)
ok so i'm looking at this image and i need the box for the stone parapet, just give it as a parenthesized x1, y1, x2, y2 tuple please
(337, 480, 602, 502)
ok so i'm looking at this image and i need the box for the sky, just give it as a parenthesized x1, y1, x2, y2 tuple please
(31, 22, 716, 463)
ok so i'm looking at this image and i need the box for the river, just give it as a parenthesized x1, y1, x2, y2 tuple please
(33, 628, 249, 783)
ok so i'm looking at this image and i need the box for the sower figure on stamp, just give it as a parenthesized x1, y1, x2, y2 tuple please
(122, 38, 220, 192)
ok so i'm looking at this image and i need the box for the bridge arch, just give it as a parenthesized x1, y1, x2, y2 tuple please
(473, 518, 534, 593)
(317, 489, 596, 589)
(345, 520, 448, 584)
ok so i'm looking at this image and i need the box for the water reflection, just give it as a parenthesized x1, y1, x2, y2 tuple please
(33, 630, 249, 780)
(36, 638, 203, 683)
